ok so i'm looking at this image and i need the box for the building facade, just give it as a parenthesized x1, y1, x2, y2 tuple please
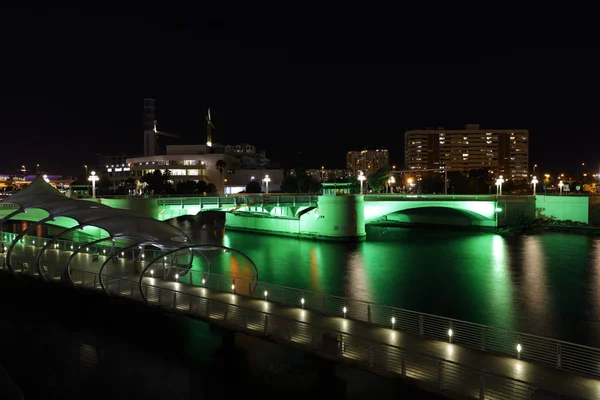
(404, 124, 529, 180)
(306, 168, 353, 182)
(346, 149, 390, 176)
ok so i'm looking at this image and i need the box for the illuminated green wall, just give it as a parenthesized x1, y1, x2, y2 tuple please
(535, 195, 589, 223)
(226, 195, 366, 240)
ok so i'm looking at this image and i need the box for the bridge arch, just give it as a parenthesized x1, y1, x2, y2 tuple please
(363, 200, 498, 227)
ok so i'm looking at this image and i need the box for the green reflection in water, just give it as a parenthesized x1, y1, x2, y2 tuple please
(178, 223, 600, 344)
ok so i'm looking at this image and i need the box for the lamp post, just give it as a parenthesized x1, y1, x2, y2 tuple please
(495, 175, 504, 196)
(531, 176, 538, 196)
(558, 180, 564, 196)
(263, 175, 271, 194)
(357, 171, 366, 194)
(84, 165, 88, 176)
(388, 176, 395, 193)
(88, 171, 99, 198)
(43, 174, 50, 183)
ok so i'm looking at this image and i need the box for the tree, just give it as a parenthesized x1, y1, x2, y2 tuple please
(206, 182, 218, 195)
(368, 166, 391, 193)
(215, 160, 227, 194)
(246, 180, 262, 193)
(176, 180, 197, 194)
(197, 180, 208, 195)
(281, 174, 298, 193)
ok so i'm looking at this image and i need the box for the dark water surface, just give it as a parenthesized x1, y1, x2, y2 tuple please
(184, 224, 600, 347)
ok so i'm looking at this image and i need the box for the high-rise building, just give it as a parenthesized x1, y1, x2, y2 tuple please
(346, 149, 389, 176)
(404, 124, 529, 180)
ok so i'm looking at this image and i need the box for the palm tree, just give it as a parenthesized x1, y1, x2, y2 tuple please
(215, 160, 227, 195)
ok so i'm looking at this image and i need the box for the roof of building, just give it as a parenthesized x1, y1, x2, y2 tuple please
(0, 175, 189, 246)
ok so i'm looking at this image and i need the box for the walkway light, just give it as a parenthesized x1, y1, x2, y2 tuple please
(343, 306, 347, 318)
(301, 297, 305, 308)
(264, 290, 268, 300)
(32, 240, 35, 245)
(121, 251, 124, 256)
(448, 328, 453, 342)
(517, 343, 522, 359)
(558, 180, 564, 196)
(357, 171, 366, 194)
(103, 249, 106, 254)
(88, 171, 99, 199)
(174, 273, 179, 280)
(263, 175, 271, 194)
(71, 245, 73, 250)
(388, 176, 395, 193)
(86, 247, 89, 252)
(495, 175, 505, 195)
(202, 278, 206, 286)
(43, 241, 46, 246)
(391, 316, 396, 329)
(231, 283, 235, 293)
(150, 269, 154, 276)
(531, 176, 538, 196)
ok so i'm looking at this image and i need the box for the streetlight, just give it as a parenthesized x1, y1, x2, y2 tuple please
(495, 175, 504, 195)
(88, 171, 99, 198)
(43, 174, 50, 183)
(84, 165, 88, 175)
(357, 171, 366, 194)
(263, 174, 271, 194)
(388, 176, 396, 193)
(558, 180, 564, 196)
(531, 176, 538, 196)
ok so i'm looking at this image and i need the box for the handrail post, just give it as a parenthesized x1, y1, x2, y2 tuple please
(479, 375, 485, 400)
(172, 291, 177, 310)
(437, 361, 444, 390)
(556, 344, 562, 369)
(419, 314, 424, 336)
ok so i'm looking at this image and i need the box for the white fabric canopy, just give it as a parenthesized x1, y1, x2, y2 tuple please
(0, 175, 189, 245)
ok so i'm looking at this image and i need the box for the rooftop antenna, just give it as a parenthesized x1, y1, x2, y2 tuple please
(206, 108, 216, 147)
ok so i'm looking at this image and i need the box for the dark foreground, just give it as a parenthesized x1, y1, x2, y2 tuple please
(0, 275, 447, 400)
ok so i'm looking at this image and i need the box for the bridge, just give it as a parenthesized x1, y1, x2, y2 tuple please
(1, 230, 599, 399)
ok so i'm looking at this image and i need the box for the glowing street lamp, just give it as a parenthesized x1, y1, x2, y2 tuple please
(88, 171, 99, 198)
(531, 176, 538, 196)
(388, 176, 396, 193)
(263, 175, 271, 194)
(357, 171, 366, 194)
(495, 175, 504, 195)
(558, 180, 564, 196)
(43, 174, 50, 183)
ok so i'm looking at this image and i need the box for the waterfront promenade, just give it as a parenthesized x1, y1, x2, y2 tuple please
(1, 238, 600, 398)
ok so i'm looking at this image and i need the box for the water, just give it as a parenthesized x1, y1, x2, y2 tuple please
(184, 224, 600, 347)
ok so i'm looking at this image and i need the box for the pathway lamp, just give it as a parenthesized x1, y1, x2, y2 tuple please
(263, 175, 271, 194)
(150, 269, 154, 276)
(301, 297, 305, 308)
(517, 343, 522, 359)
(558, 180, 564, 196)
(88, 171, 99, 198)
(343, 306, 347, 318)
(175, 273, 179, 280)
(231, 283, 235, 293)
(388, 176, 396, 193)
(448, 328, 453, 343)
(202, 278, 206, 286)
(495, 175, 504, 195)
(264, 290, 268, 300)
(391, 316, 396, 329)
(357, 171, 366, 194)
(531, 176, 538, 196)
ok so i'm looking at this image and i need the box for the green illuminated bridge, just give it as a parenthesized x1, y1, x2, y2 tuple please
(85, 191, 588, 241)
(0, 178, 598, 398)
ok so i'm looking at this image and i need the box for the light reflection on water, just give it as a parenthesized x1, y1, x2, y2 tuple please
(182, 223, 600, 346)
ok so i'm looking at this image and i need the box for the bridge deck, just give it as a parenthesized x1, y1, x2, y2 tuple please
(0, 248, 598, 398)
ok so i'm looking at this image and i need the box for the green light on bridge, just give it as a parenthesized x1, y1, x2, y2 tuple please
(495, 207, 503, 213)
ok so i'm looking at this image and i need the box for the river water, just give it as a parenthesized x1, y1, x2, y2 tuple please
(183, 224, 600, 347)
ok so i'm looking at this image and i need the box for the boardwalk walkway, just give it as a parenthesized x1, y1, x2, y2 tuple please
(1, 245, 600, 399)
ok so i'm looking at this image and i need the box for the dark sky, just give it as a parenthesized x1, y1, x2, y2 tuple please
(1, 12, 598, 175)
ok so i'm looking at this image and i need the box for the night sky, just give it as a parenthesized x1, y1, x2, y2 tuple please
(1, 12, 598, 175)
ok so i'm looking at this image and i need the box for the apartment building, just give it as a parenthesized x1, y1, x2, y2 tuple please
(404, 124, 529, 180)
(346, 149, 390, 176)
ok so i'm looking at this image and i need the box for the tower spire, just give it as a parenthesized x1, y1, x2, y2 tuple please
(206, 108, 216, 147)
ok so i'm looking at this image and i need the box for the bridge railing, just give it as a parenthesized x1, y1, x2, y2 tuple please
(364, 194, 533, 202)
(64, 271, 565, 399)
(156, 195, 318, 208)
(155, 267, 600, 380)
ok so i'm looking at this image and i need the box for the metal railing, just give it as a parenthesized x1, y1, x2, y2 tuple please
(156, 195, 318, 208)
(3, 231, 600, 383)
(70, 271, 567, 399)
(153, 267, 600, 380)
(364, 194, 533, 202)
